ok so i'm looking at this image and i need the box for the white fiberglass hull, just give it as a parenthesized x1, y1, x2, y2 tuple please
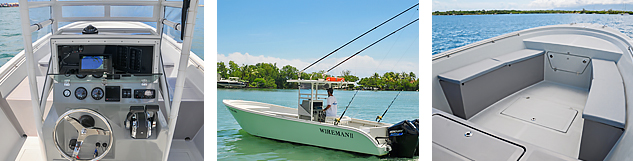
(223, 99, 391, 156)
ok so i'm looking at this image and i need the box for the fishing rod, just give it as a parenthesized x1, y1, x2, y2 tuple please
(376, 90, 402, 122)
(335, 90, 360, 125)
(298, 3, 419, 77)
(326, 18, 419, 74)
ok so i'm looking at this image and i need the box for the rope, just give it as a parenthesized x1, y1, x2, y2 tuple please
(298, 3, 419, 76)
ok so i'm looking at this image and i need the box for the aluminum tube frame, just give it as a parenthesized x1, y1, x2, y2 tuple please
(18, 0, 47, 160)
(162, 19, 182, 31)
(162, 0, 199, 160)
(29, 19, 54, 33)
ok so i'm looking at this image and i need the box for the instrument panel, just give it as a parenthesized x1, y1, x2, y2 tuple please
(57, 45, 154, 75)
(52, 43, 159, 105)
(57, 85, 157, 104)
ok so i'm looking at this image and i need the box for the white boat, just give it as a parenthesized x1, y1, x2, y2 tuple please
(432, 23, 633, 160)
(0, 0, 204, 160)
(217, 76, 246, 88)
(223, 3, 420, 158)
(223, 80, 418, 157)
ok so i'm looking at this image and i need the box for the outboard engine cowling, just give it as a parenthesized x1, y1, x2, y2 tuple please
(387, 119, 419, 158)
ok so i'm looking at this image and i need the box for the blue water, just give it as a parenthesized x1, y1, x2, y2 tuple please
(217, 89, 419, 160)
(0, 7, 204, 67)
(433, 14, 633, 55)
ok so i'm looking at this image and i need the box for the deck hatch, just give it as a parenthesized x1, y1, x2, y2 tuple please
(432, 115, 525, 161)
(546, 51, 591, 74)
(501, 96, 578, 133)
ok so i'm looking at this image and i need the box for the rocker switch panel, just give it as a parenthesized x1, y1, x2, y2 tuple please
(122, 89, 132, 98)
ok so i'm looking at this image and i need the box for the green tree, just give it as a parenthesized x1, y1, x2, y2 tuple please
(228, 61, 242, 77)
(340, 70, 359, 82)
(253, 78, 266, 87)
(217, 62, 228, 79)
(279, 65, 299, 89)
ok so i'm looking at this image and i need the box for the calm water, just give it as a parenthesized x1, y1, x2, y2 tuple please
(217, 89, 419, 160)
(433, 14, 633, 55)
(0, 7, 204, 67)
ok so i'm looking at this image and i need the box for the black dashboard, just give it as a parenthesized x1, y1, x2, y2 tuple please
(57, 45, 154, 75)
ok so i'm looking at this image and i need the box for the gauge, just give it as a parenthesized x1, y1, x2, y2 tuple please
(75, 87, 87, 100)
(91, 87, 104, 100)
(92, 74, 102, 78)
(63, 89, 71, 97)
(76, 74, 86, 79)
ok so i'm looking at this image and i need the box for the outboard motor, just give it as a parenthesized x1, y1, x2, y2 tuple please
(387, 119, 419, 158)
(125, 105, 159, 139)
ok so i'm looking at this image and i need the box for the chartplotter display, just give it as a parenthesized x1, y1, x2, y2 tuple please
(81, 56, 105, 70)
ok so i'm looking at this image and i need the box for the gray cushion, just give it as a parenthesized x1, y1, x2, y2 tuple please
(493, 49, 544, 65)
(592, 59, 623, 82)
(582, 59, 625, 129)
(583, 79, 625, 128)
(438, 59, 504, 84)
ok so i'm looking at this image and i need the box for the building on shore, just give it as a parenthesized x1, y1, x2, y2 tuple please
(0, 3, 19, 7)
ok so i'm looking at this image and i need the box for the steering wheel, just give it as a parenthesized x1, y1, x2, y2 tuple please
(53, 109, 113, 161)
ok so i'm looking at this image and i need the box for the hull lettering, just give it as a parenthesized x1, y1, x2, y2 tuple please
(319, 128, 354, 138)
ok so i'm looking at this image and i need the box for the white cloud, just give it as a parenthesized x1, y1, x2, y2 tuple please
(217, 52, 419, 78)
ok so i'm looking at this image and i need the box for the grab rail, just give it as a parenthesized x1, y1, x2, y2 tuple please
(432, 33, 520, 61)
(29, 19, 53, 33)
(162, 19, 181, 31)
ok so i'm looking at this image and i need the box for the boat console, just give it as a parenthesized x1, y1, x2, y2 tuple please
(42, 25, 168, 160)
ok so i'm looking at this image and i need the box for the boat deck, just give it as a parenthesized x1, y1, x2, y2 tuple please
(469, 81, 589, 158)
(14, 137, 203, 161)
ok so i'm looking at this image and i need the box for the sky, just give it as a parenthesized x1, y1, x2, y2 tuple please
(0, 0, 204, 4)
(433, 0, 633, 11)
(218, 0, 419, 78)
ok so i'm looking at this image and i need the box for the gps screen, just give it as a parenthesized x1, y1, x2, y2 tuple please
(81, 56, 104, 70)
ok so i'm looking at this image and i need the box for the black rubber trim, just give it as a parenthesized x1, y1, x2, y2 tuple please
(433, 113, 527, 161)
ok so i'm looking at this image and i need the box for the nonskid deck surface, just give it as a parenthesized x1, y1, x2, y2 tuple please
(15, 137, 203, 161)
(468, 81, 589, 158)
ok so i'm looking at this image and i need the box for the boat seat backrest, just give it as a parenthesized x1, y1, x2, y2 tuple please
(438, 49, 544, 119)
(579, 59, 626, 161)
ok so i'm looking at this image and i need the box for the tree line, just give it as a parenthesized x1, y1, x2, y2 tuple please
(432, 9, 633, 15)
(217, 61, 419, 91)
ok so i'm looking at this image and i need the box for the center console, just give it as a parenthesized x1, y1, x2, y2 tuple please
(43, 36, 168, 160)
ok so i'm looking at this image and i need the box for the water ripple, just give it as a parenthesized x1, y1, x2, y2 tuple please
(433, 14, 633, 55)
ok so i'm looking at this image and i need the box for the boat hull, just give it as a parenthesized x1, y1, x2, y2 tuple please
(223, 100, 390, 156)
(217, 82, 246, 88)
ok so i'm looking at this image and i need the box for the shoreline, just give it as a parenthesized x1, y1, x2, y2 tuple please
(218, 87, 419, 92)
(433, 9, 633, 15)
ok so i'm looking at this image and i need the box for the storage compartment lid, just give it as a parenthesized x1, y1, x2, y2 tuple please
(492, 49, 544, 65)
(438, 59, 504, 84)
(501, 96, 578, 133)
(433, 115, 525, 161)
